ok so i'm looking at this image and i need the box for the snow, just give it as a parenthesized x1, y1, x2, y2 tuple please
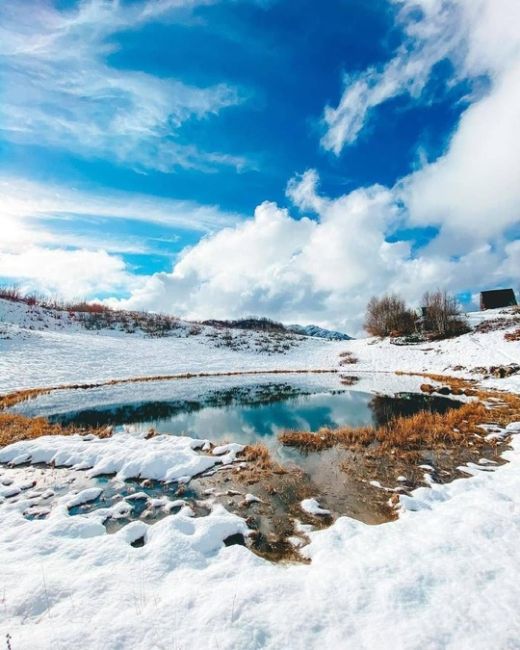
(244, 493, 262, 504)
(300, 497, 331, 516)
(66, 487, 103, 508)
(0, 431, 519, 648)
(2, 299, 520, 648)
(0, 298, 344, 393)
(0, 432, 246, 483)
(2, 299, 519, 397)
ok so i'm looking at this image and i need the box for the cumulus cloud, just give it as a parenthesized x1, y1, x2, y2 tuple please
(0, 247, 138, 301)
(108, 163, 519, 334)
(2, 1, 518, 330)
(399, 0, 520, 239)
(403, 61, 520, 237)
(0, 0, 246, 172)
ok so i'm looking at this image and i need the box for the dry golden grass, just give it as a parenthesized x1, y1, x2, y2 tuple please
(0, 388, 52, 411)
(236, 443, 287, 483)
(240, 443, 272, 468)
(396, 371, 476, 393)
(281, 371, 520, 457)
(280, 396, 517, 456)
(0, 386, 112, 447)
(0, 413, 111, 447)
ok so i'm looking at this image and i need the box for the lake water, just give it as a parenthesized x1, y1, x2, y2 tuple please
(6, 374, 475, 554)
(15, 375, 461, 456)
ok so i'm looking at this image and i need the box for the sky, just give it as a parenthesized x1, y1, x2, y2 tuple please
(1, 0, 519, 334)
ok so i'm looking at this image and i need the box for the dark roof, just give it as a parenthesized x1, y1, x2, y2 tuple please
(480, 288, 517, 310)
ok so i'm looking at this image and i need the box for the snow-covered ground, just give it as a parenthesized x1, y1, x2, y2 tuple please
(1, 299, 519, 393)
(0, 298, 344, 392)
(1, 429, 519, 649)
(1, 299, 520, 649)
(347, 325, 520, 390)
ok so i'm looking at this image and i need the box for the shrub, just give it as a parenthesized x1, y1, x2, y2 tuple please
(0, 286, 22, 302)
(505, 328, 520, 342)
(421, 290, 469, 339)
(339, 351, 358, 365)
(201, 317, 287, 333)
(364, 294, 416, 337)
(476, 316, 520, 333)
(67, 301, 110, 314)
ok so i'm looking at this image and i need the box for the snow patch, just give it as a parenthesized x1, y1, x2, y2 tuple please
(0, 432, 239, 483)
(300, 498, 331, 516)
(66, 487, 103, 508)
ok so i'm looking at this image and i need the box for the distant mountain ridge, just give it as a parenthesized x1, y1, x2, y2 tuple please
(286, 324, 353, 341)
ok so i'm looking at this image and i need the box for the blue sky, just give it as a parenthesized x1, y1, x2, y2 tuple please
(1, 0, 519, 331)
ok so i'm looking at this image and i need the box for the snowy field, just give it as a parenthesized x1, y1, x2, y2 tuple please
(1, 299, 520, 649)
(0, 299, 519, 393)
(0, 299, 344, 392)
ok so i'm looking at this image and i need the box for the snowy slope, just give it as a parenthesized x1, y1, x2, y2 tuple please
(344, 326, 520, 392)
(0, 326, 346, 393)
(1, 297, 519, 393)
(0, 298, 345, 392)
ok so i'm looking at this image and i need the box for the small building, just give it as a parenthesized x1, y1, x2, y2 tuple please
(480, 288, 517, 310)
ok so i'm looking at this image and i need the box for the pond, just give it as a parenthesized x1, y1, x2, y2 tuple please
(12, 374, 462, 462)
(6, 373, 504, 560)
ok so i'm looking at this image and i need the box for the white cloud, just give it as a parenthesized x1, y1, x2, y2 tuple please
(0, 247, 138, 301)
(0, 173, 241, 300)
(318, 0, 520, 317)
(321, 0, 520, 155)
(399, 0, 520, 238)
(1, 1, 518, 328)
(0, 0, 246, 172)
(0, 175, 241, 251)
(105, 169, 516, 334)
(403, 60, 520, 237)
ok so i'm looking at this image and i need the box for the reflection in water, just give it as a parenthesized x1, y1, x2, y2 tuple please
(369, 393, 463, 427)
(47, 382, 461, 455)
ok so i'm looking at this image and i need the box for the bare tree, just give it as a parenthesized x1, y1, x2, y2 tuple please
(364, 294, 416, 337)
(422, 290, 469, 338)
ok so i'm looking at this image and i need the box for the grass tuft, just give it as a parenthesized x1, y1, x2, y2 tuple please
(339, 351, 359, 365)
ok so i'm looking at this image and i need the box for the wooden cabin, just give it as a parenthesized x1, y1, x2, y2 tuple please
(480, 288, 517, 310)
